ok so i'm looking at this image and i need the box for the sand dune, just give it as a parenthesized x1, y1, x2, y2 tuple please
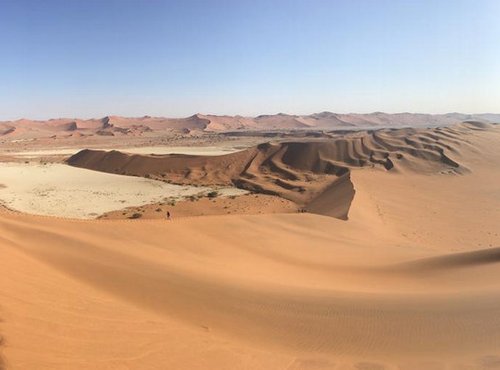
(1, 112, 499, 140)
(68, 122, 496, 219)
(1, 189, 500, 369)
(1, 121, 500, 369)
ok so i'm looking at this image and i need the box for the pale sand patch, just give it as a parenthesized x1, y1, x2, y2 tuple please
(3, 145, 243, 158)
(1, 123, 500, 369)
(0, 162, 246, 219)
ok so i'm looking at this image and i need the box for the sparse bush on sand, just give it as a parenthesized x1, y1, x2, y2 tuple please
(207, 191, 219, 198)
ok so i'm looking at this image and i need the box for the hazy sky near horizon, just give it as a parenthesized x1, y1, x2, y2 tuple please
(0, 0, 499, 120)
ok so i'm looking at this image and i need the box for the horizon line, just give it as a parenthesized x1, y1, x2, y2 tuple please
(2, 111, 499, 122)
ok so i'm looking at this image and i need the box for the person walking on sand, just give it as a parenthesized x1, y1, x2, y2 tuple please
(166, 211, 171, 220)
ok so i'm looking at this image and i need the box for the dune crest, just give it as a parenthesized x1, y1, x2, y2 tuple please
(1, 209, 500, 369)
(68, 123, 496, 219)
(1, 112, 499, 139)
(1, 121, 500, 369)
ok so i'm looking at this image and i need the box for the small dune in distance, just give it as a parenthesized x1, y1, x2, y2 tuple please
(2, 111, 500, 139)
(3, 0, 500, 367)
(1, 112, 500, 369)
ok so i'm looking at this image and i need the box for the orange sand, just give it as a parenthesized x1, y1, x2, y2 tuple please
(1, 123, 500, 369)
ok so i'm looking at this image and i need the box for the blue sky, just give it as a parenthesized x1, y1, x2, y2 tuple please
(0, 0, 499, 119)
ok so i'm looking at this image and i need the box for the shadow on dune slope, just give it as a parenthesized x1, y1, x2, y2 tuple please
(395, 246, 500, 272)
(67, 122, 495, 220)
(68, 142, 358, 219)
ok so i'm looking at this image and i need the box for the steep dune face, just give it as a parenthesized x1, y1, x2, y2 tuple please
(69, 122, 492, 180)
(276, 121, 496, 174)
(67, 143, 356, 218)
(67, 147, 257, 185)
(306, 173, 354, 219)
(1, 122, 500, 369)
(68, 123, 495, 219)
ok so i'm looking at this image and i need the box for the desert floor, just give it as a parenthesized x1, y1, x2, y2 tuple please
(1, 125, 500, 369)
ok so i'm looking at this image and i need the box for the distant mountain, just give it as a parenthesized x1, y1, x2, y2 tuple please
(0, 112, 498, 139)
